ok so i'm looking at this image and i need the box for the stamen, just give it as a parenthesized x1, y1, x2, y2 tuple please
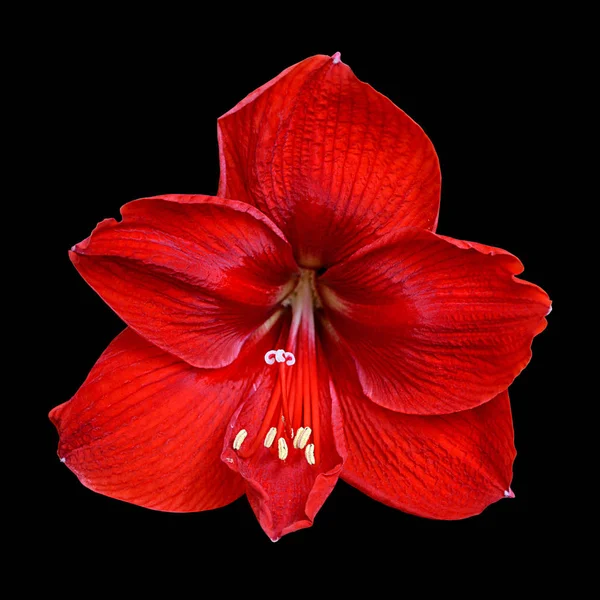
(305, 443, 315, 465)
(278, 438, 288, 460)
(306, 305, 320, 464)
(233, 429, 248, 451)
(297, 426, 312, 450)
(293, 427, 305, 449)
(292, 354, 303, 433)
(264, 427, 277, 448)
(242, 270, 322, 464)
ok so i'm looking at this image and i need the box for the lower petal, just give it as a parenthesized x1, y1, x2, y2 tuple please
(49, 327, 273, 512)
(221, 336, 345, 541)
(339, 384, 515, 519)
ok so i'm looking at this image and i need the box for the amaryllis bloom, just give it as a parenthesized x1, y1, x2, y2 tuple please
(50, 53, 550, 541)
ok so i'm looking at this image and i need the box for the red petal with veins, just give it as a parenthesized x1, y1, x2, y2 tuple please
(222, 332, 345, 541)
(339, 383, 516, 519)
(218, 53, 440, 268)
(49, 328, 255, 511)
(320, 228, 551, 414)
(50, 324, 283, 511)
(71, 194, 298, 369)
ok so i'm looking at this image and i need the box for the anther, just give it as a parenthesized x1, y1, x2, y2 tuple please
(297, 426, 312, 450)
(284, 351, 296, 365)
(278, 438, 288, 460)
(305, 443, 315, 465)
(275, 349, 286, 363)
(293, 427, 305, 449)
(232, 429, 248, 450)
(264, 427, 277, 448)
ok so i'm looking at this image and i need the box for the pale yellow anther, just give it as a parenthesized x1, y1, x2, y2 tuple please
(305, 443, 315, 465)
(232, 429, 248, 451)
(278, 438, 289, 460)
(297, 427, 312, 450)
(264, 427, 277, 448)
(293, 427, 305, 449)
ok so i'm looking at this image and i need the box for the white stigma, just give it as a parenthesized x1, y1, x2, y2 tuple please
(293, 427, 305, 449)
(264, 427, 277, 448)
(297, 426, 312, 450)
(278, 438, 288, 460)
(264, 349, 296, 366)
(232, 429, 248, 450)
(305, 443, 315, 465)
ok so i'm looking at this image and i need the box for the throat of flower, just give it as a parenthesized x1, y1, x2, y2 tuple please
(234, 270, 321, 466)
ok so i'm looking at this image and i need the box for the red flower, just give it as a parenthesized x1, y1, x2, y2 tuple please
(50, 53, 550, 541)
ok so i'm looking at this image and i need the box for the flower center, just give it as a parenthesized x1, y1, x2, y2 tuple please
(233, 269, 321, 465)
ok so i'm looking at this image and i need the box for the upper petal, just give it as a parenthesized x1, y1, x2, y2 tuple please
(71, 194, 298, 369)
(49, 327, 266, 512)
(218, 53, 440, 268)
(319, 229, 551, 414)
(221, 330, 346, 541)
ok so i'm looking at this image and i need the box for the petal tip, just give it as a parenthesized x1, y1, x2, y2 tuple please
(504, 488, 515, 499)
(546, 303, 553, 316)
(59, 457, 66, 464)
(332, 52, 342, 64)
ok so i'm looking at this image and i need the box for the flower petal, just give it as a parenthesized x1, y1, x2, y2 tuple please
(50, 327, 259, 511)
(50, 324, 284, 513)
(221, 332, 345, 541)
(218, 53, 440, 268)
(71, 194, 298, 369)
(51, 327, 286, 511)
(339, 380, 516, 519)
(320, 229, 551, 414)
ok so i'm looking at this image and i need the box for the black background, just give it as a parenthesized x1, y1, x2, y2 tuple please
(32, 20, 562, 573)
